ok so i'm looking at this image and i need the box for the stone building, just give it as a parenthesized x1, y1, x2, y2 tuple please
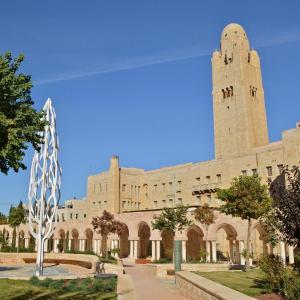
(1, 23, 299, 265)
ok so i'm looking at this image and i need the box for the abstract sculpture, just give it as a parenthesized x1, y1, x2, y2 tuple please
(28, 98, 61, 276)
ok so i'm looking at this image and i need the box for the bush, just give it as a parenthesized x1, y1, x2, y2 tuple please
(258, 254, 300, 300)
(98, 255, 118, 264)
(29, 276, 117, 294)
(293, 254, 300, 273)
(151, 258, 171, 264)
(64, 249, 96, 255)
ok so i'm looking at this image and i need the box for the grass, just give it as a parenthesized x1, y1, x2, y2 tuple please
(194, 269, 266, 297)
(0, 277, 117, 300)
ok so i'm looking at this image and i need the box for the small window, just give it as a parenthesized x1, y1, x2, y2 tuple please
(84, 214, 86, 218)
(252, 168, 258, 175)
(162, 183, 166, 192)
(206, 176, 211, 184)
(75, 214, 78, 219)
(70, 213, 72, 219)
(178, 198, 182, 205)
(241, 170, 247, 176)
(217, 174, 221, 183)
(122, 184, 126, 192)
(196, 177, 200, 182)
(93, 202, 95, 206)
(154, 201, 158, 208)
(169, 199, 173, 206)
(122, 201, 126, 208)
(266, 166, 273, 177)
(154, 184, 158, 192)
(207, 194, 212, 204)
(278, 164, 284, 174)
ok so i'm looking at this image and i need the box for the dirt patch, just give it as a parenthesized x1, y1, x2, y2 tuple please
(256, 294, 284, 300)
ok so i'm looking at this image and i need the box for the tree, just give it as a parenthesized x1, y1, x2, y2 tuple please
(8, 200, 26, 249)
(152, 206, 192, 234)
(0, 212, 7, 224)
(91, 210, 127, 257)
(152, 206, 193, 269)
(194, 203, 216, 261)
(0, 52, 46, 174)
(217, 175, 272, 271)
(270, 166, 300, 248)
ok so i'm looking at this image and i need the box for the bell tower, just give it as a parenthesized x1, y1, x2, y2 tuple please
(212, 23, 269, 160)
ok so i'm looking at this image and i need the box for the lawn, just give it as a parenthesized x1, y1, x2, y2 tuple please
(0, 276, 117, 300)
(194, 269, 266, 297)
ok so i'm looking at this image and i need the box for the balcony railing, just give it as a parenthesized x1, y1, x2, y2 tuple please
(192, 182, 221, 195)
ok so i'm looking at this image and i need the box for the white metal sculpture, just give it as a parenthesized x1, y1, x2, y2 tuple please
(28, 98, 61, 277)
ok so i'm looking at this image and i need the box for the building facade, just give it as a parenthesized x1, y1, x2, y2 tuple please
(1, 23, 299, 264)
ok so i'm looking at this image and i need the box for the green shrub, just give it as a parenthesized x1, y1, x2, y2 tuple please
(293, 254, 300, 273)
(259, 254, 300, 300)
(151, 257, 171, 264)
(29, 276, 117, 295)
(64, 249, 96, 255)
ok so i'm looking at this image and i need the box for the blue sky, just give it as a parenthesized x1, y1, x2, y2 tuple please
(1, 1, 300, 214)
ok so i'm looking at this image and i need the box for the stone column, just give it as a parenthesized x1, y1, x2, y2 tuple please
(68, 239, 72, 251)
(280, 241, 286, 264)
(211, 240, 217, 262)
(288, 246, 294, 265)
(54, 239, 59, 253)
(182, 240, 187, 262)
(239, 240, 245, 265)
(206, 240, 211, 262)
(15, 235, 19, 249)
(129, 240, 134, 258)
(156, 241, 161, 260)
(151, 241, 156, 261)
(44, 239, 48, 252)
(25, 238, 29, 249)
(133, 240, 138, 259)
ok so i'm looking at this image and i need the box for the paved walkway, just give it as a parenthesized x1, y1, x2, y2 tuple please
(122, 260, 186, 300)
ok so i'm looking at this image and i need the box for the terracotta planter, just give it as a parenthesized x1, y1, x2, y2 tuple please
(135, 258, 151, 264)
(166, 269, 175, 275)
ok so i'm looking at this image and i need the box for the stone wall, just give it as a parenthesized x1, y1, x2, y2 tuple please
(175, 271, 255, 300)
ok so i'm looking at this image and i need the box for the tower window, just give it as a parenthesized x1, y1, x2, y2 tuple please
(241, 170, 247, 176)
(252, 168, 258, 175)
(266, 166, 273, 177)
(278, 164, 284, 174)
(206, 176, 211, 184)
(222, 86, 234, 99)
(217, 174, 222, 183)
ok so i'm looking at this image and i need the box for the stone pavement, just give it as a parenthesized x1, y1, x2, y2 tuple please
(122, 259, 186, 300)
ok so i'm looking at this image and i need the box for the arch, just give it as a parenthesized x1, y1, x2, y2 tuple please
(186, 225, 204, 261)
(138, 222, 151, 258)
(18, 230, 25, 249)
(161, 230, 174, 260)
(251, 223, 267, 262)
(71, 228, 79, 251)
(58, 229, 66, 252)
(85, 228, 93, 252)
(216, 223, 238, 263)
(119, 225, 129, 258)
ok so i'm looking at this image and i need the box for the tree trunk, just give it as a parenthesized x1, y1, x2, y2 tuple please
(101, 235, 108, 257)
(245, 218, 252, 272)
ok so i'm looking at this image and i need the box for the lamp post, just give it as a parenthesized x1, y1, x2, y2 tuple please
(28, 98, 61, 277)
